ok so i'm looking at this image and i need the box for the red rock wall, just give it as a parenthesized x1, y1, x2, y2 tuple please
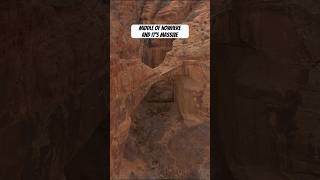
(110, 0, 210, 179)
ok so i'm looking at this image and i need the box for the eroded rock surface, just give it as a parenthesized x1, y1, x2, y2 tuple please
(110, 0, 210, 179)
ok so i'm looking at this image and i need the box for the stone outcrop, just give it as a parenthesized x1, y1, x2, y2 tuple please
(110, 0, 210, 179)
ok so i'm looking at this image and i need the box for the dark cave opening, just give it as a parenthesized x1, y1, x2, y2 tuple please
(141, 39, 174, 68)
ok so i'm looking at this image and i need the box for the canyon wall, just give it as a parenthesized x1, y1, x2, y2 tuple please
(0, 0, 106, 179)
(213, 0, 320, 179)
(110, 0, 210, 179)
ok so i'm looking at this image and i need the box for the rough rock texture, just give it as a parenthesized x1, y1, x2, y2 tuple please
(0, 0, 107, 179)
(110, 0, 210, 179)
(213, 0, 320, 179)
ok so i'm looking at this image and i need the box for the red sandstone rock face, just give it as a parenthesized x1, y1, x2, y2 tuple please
(213, 0, 320, 179)
(110, 0, 210, 179)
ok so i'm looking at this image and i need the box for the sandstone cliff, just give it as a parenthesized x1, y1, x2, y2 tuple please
(110, 0, 210, 179)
